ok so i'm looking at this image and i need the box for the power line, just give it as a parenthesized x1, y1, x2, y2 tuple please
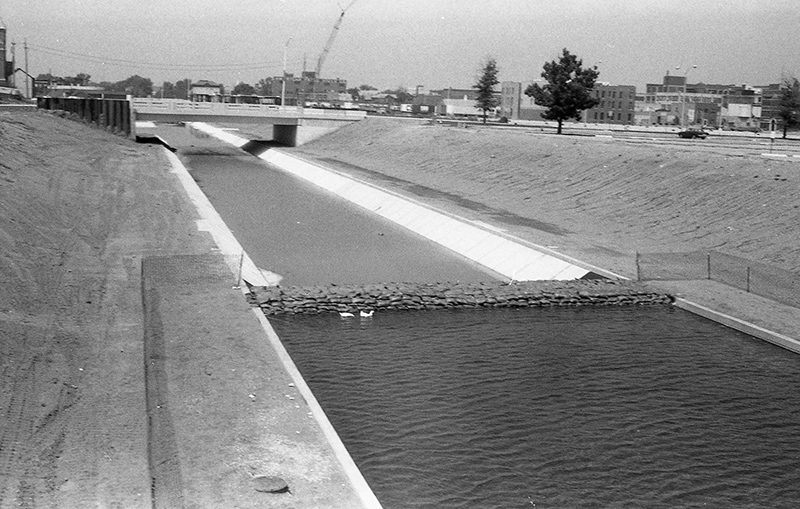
(27, 43, 304, 73)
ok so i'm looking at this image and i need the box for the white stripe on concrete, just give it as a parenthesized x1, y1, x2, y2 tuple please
(188, 121, 596, 281)
(162, 148, 279, 287)
(248, 309, 385, 509)
(259, 149, 590, 280)
(673, 298, 800, 354)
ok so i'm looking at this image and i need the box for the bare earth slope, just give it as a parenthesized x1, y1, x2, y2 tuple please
(292, 117, 799, 277)
(0, 110, 204, 507)
(1, 110, 382, 509)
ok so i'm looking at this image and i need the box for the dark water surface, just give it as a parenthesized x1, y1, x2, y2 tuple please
(271, 306, 800, 509)
(184, 153, 496, 286)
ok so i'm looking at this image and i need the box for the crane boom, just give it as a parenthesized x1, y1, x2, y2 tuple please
(315, 0, 357, 77)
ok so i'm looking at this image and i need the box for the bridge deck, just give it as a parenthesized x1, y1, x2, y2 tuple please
(131, 98, 366, 125)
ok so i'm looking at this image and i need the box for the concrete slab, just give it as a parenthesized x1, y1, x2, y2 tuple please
(142, 253, 382, 508)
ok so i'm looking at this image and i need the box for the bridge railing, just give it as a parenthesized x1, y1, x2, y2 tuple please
(130, 98, 366, 119)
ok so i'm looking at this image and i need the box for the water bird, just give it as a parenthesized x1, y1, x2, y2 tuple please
(339, 312, 355, 318)
(359, 310, 374, 318)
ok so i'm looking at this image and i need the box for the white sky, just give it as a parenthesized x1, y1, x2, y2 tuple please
(1, 0, 798, 92)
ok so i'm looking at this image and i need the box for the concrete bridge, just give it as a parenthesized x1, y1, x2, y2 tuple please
(131, 98, 366, 146)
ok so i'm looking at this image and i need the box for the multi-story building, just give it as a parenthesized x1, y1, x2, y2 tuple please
(501, 80, 635, 125)
(583, 83, 637, 125)
(754, 83, 784, 131)
(430, 88, 480, 101)
(190, 80, 224, 102)
(260, 71, 347, 106)
(1, 25, 14, 89)
(499, 81, 547, 121)
(640, 73, 762, 129)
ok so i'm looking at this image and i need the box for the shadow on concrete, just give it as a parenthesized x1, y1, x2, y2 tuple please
(135, 135, 177, 152)
(241, 140, 287, 157)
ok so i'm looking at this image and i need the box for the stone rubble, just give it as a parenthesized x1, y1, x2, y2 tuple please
(247, 279, 674, 316)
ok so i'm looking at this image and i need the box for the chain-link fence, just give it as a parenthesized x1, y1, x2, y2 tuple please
(636, 250, 800, 309)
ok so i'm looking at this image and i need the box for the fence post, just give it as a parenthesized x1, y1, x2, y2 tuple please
(707, 252, 711, 280)
(747, 266, 751, 293)
(237, 251, 245, 288)
(635, 251, 640, 281)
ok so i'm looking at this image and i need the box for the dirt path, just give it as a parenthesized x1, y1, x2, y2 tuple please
(0, 110, 206, 508)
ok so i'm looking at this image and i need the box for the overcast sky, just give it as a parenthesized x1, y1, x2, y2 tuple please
(1, 0, 798, 92)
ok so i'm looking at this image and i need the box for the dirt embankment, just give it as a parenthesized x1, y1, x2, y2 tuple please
(292, 117, 799, 276)
(0, 110, 203, 507)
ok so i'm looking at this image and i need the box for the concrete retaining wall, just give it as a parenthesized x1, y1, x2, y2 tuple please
(248, 280, 673, 315)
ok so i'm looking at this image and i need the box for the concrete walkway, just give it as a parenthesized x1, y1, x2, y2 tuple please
(141, 253, 381, 508)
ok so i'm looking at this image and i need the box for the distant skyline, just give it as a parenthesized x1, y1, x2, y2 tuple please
(1, 0, 799, 93)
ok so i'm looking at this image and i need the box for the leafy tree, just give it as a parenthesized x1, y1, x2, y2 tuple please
(778, 77, 800, 139)
(36, 73, 57, 82)
(161, 81, 176, 98)
(525, 48, 599, 134)
(255, 78, 269, 97)
(474, 57, 500, 124)
(74, 73, 92, 85)
(174, 79, 191, 100)
(381, 86, 413, 104)
(110, 75, 153, 97)
(359, 84, 377, 91)
(232, 82, 256, 96)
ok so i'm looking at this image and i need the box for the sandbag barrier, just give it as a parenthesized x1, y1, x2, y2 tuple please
(247, 280, 674, 316)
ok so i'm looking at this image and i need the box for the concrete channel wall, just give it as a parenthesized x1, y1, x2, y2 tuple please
(187, 122, 616, 282)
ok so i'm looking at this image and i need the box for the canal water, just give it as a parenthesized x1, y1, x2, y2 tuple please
(159, 127, 800, 508)
(271, 306, 800, 508)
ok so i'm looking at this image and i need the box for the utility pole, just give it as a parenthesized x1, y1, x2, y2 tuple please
(24, 39, 29, 98)
(281, 37, 292, 107)
(10, 41, 15, 88)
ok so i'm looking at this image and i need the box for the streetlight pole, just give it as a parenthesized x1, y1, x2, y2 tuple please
(281, 37, 292, 108)
(676, 64, 697, 127)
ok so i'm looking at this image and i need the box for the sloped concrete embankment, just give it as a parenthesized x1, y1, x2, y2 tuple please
(249, 280, 673, 316)
(187, 121, 606, 281)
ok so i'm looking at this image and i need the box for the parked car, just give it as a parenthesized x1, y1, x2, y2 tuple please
(678, 129, 708, 139)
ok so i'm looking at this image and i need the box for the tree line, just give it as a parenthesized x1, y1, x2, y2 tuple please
(38, 48, 800, 137)
(474, 49, 800, 137)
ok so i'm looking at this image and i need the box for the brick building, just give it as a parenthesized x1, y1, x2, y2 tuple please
(261, 71, 347, 106)
(583, 84, 637, 125)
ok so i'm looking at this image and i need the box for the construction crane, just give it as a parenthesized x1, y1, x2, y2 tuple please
(315, 0, 357, 78)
